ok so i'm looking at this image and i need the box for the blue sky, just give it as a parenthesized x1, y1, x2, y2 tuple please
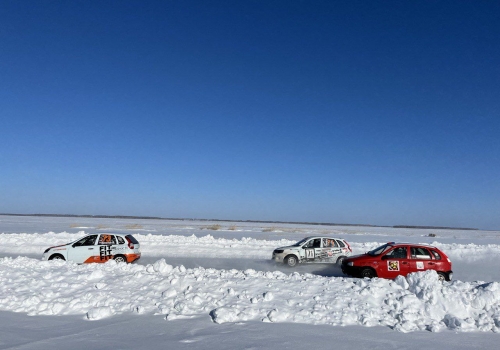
(1, 1, 499, 229)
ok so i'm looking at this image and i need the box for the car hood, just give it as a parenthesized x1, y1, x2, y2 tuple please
(275, 245, 300, 250)
(48, 243, 70, 250)
(344, 253, 374, 262)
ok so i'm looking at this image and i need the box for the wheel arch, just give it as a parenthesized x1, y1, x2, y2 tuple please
(48, 253, 65, 261)
(437, 271, 452, 282)
(336, 255, 347, 265)
(360, 266, 377, 278)
(113, 254, 128, 263)
(284, 254, 299, 267)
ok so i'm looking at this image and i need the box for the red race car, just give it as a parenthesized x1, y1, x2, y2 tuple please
(341, 242, 452, 281)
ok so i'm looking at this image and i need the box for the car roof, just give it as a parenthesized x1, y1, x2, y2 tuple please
(302, 236, 346, 241)
(83, 233, 128, 236)
(387, 242, 438, 248)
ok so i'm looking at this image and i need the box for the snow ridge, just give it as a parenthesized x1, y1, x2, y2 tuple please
(1, 257, 499, 332)
(2, 232, 500, 261)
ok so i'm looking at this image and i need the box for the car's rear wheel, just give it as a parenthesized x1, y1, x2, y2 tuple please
(437, 272, 447, 281)
(360, 268, 376, 278)
(114, 255, 127, 263)
(48, 254, 65, 261)
(336, 256, 346, 265)
(284, 255, 298, 267)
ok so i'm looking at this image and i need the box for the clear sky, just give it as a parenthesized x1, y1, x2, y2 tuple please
(1, 1, 499, 229)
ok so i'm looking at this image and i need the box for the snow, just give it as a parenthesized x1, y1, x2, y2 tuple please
(1, 256, 500, 332)
(1, 215, 500, 349)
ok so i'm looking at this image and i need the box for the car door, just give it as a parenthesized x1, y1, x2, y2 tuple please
(428, 248, 448, 273)
(67, 235, 98, 263)
(380, 246, 410, 278)
(409, 246, 434, 272)
(320, 238, 342, 262)
(302, 238, 322, 262)
(96, 234, 118, 262)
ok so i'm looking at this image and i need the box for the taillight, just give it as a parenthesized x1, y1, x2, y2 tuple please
(125, 236, 134, 249)
(345, 241, 352, 252)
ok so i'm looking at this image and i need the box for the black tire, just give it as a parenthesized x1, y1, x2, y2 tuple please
(360, 268, 376, 278)
(437, 272, 447, 281)
(114, 255, 127, 263)
(336, 256, 346, 265)
(284, 255, 298, 267)
(48, 254, 65, 261)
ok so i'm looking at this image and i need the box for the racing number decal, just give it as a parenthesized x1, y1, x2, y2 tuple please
(99, 245, 112, 261)
(305, 249, 315, 259)
(387, 261, 400, 271)
(416, 261, 424, 270)
(99, 234, 112, 244)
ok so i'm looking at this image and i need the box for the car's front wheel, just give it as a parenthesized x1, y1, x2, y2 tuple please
(48, 254, 65, 261)
(336, 256, 346, 265)
(114, 255, 127, 263)
(284, 255, 298, 267)
(360, 268, 376, 278)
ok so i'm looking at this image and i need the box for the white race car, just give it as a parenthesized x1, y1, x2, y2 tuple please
(272, 236, 352, 267)
(42, 233, 141, 264)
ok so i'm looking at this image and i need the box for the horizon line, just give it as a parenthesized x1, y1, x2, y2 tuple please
(0, 213, 480, 231)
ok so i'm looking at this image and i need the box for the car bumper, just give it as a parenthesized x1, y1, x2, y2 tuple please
(127, 253, 141, 263)
(272, 253, 285, 263)
(446, 271, 453, 281)
(341, 264, 363, 277)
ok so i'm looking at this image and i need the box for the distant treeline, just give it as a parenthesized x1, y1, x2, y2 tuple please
(0, 213, 479, 231)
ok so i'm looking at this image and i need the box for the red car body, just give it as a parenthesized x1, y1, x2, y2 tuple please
(341, 242, 453, 281)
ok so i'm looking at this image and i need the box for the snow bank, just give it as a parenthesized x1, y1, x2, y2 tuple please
(2, 232, 500, 263)
(0, 232, 293, 259)
(1, 257, 500, 332)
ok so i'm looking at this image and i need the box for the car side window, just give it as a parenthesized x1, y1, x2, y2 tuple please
(430, 250, 442, 260)
(411, 247, 432, 259)
(322, 238, 338, 247)
(385, 247, 407, 259)
(302, 240, 313, 248)
(303, 239, 322, 248)
(117, 236, 125, 244)
(98, 234, 117, 245)
(74, 235, 97, 247)
(336, 240, 345, 248)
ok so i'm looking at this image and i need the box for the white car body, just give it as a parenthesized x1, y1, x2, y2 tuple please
(42, 233, 141, 264)
(272, 236, 352, 267)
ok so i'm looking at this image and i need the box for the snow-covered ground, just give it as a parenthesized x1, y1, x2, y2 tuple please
(1, 215, 500, 349)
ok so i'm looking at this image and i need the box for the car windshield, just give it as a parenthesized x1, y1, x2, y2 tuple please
(367, 244, 392, 256)
(292, 238, 310, 246)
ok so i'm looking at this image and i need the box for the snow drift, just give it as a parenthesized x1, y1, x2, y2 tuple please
(2, 232, 500, 262)
(1, 257, 500, 332)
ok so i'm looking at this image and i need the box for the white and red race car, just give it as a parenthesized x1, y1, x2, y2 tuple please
(272, 236, 352, 267)
(42, 233, 141, 264)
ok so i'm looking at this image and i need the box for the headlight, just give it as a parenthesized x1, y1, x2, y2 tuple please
(44, 248, 51, 254)
(347, 262, 354, 266)
(274, 249, 284, 254)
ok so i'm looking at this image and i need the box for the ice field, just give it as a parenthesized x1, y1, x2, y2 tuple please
(1, 215, 500, 349)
